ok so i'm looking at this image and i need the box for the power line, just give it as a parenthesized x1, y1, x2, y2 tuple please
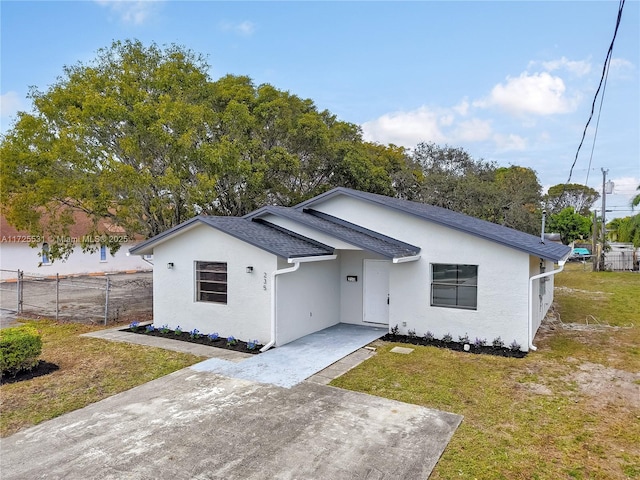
(584, 56, 611, 186)
(566, 0, 625, 185)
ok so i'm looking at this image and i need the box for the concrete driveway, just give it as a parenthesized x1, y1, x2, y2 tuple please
(2, 325, 463, 479)
(1, 368, 462, 479)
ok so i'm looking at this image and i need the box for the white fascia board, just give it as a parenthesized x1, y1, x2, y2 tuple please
(392, 255, 421, 264)
(287, 255, 338, 263)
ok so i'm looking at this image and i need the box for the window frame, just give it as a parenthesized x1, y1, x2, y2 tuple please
(430, 263, 478, 310)
(99, 245, 107, 262)
(195, 261, 228, 304)
(41, 243, 51, 265)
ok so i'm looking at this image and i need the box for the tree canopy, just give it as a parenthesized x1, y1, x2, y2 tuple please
(547, 207, 592, 245)
(544, 183, 599, 216)
(2, 39, 551, 260)
(607, 215, 640, 247)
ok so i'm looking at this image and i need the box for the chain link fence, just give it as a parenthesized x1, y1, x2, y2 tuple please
(0, 270, 152, 325)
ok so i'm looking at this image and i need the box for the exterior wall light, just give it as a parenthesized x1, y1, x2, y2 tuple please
(246, 266, 254, 273)
(167, 262, 174, 269)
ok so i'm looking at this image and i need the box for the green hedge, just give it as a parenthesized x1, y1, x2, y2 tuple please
(0, 326, 43, 376)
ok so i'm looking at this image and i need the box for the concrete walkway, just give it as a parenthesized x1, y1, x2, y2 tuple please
(192, 323, 386, 388)
(1, 369, 463, 479)
(85, 323, 386, 387)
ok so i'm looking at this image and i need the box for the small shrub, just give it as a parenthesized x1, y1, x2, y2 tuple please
(129, 321, 140, 332)
(189, 328, 200, 339)
(442, 333, 453, 343)
(509, 340, 522, 351)
(423, 331, 434, 341)
(159, 324, 170, 334)
(208, 332, 219, 341)
(246, 340, 259, 351)
(0, 326, 43, 376)
(458, 333, 470, 344)
(174, 326, 182, 336)
(145, 324, 155, 333)
(474, 337, 487, 348)
(227, 336, 237, 347)
(390, 325, 399, 336)
(407, 329, 416, 338)
(492, 336, 505, 348)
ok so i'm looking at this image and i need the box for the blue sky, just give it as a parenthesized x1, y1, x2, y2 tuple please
(1, 1, 638, 219)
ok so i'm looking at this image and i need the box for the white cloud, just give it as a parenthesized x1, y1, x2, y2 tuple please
(361, 106, 447, 147)
(219, 20, 256, 37)
(453, 119, 492, 142)
(94, 0, 158, 25)
(610, 176, 640, 199)
(493, 133, 527, 151)
(0, 91, 22, 118)
(536, 56, 592, 77)
(609, 58, 634, 70)
(474, 72, 579, 116)
(361, 104, 496, 148)
(453, 98, 470, 116)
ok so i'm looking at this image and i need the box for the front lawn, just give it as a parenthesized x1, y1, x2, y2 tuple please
(332, 264, 640, 479)
(0, 320, 204, 437)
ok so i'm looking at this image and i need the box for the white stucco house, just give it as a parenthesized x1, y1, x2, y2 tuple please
(130, 187, 571, 352)
(0, 215, 152, 280)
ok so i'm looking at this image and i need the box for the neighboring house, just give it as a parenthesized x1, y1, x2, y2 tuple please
(130, 187, 571, 352)
(0, 214, 152, 280)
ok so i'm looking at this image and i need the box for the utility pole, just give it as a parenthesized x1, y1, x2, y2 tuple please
(600, 168, 608, 271)
(592, 210, 598, 271)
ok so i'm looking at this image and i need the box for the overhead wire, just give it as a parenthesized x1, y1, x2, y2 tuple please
(564, 0, 625, 187)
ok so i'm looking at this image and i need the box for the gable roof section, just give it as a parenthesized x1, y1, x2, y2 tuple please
(248, 205, 420, 260)
(295, 187, 571, 262)
(129, 216, 334, 259)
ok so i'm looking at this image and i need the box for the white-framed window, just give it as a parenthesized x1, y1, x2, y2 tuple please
(195, 261, 227, 304)
(431, 263, 478, 310)
(41, 243, 51, 265)
(100, 245, 107, 262)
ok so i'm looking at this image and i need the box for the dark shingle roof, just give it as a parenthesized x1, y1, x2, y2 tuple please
(248, 205, 420, 260)
(129, 216, 334, 259)
(295, 187, 572, 262)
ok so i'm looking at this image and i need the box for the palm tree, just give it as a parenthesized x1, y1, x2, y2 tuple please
(632, 185, 640, 210)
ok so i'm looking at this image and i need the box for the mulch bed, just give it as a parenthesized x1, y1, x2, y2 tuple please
(123, 327, 263, 354)
(1, 361, 60, 385)
(383, 334, 528, 358)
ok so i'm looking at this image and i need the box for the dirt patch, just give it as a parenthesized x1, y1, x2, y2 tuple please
(515, 382, 553, 396)
(565, 362, 640, 409)
(555, 285, 611, 298)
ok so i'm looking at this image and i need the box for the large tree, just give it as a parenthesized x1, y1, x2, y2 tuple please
(547, 207, 592, 245)
(1, 40, 411, 260)
(544, 183, 600, 215)
(1, 40, 215, 258)
(409, 143, 543, 234)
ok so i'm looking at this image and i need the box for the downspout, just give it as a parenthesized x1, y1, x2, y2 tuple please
(260, 261, 301, 352)
(527, 260, 566, 351)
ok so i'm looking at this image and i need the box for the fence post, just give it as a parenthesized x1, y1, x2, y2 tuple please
(17, 269, 23, 314)
(56, 273, 60, 322)
(104, 276, 110, 326)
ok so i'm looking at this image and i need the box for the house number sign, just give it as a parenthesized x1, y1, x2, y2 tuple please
(263, 272, 267, 291)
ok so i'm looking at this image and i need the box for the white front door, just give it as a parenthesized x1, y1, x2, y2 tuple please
(363, 259, 389, 325)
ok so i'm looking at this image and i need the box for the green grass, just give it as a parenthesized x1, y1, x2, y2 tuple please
(333, 265, 640, 479)
(0, 320, 204, 437)
(1, 267, 638, 477)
